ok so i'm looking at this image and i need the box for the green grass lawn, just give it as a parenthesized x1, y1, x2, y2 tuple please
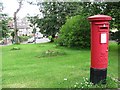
(1, 42, 119, 88)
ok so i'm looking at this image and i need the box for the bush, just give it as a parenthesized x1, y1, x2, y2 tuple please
(56, 15, 90, 48)
(19, 36, 29, 43)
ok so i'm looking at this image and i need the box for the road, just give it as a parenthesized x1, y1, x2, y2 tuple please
(0, 37, 50, 46)
(35, 37, 50, 43)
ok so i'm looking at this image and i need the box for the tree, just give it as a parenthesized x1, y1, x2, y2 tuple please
(1, 20, 9, 38)
(0, 14, 10, 44)
(103, 2, 120, 31)
(82, 2, 120, 42)
(28, 1, 119, 43)
(37, 2, 61, 40)
(27, 15, 39, 42)
(13, 0, 23, 44)
(79, 2, 120, 30)
(36, 2, 83, 42)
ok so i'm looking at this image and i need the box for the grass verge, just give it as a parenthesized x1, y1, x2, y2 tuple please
(2, 42, 118, 88)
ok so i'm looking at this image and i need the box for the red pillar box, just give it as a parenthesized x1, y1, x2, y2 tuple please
(88, 15, 112, 84)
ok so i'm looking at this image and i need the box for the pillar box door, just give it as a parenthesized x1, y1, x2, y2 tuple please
(88, 15, 112, 84)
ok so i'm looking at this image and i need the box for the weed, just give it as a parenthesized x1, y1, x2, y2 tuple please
(40, 50, 66, 57)
(10, 47, 21, 50)
(75, 76, 118, 88)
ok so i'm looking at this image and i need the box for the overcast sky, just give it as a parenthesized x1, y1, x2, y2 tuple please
(1, 0, 41, 18)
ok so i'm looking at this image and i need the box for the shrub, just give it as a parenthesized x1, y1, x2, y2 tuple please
(18, 36, 29, 42)
(56, 15, 90, 48)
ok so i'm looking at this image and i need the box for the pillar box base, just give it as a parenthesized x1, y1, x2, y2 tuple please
(90, 68, 107, 84)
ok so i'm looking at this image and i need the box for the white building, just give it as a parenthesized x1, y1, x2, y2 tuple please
(8, 17, 44, 37)
(0, 2, 3, 13)
(9, 17, 33, 36)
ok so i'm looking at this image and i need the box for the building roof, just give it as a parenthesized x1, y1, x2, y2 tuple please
(8, 17, 31, 29)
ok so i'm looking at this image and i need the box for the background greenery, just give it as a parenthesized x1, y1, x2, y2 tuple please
(28, 2, 120, 39)
(18, 36, 30, 43)
(1, 2, 119, 44)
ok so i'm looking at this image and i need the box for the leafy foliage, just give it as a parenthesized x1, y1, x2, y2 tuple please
(104, 2, 120, 31)
(1, 20, 8, 38)
(0, 14, 10, 38)
(36, 2, 83, 37)
(81, 2, 120, 30)
(28, 1, 119, 44)
(57, 15, 90, 48)
(27, 15, 39, 33)
(18, 36, 29, 42)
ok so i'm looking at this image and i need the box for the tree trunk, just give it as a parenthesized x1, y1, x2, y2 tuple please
(13, 0, 23, 44)
(50, 34, 55, 42)
(33, 33, 36, 44)
(13, 13, 19, 44)
(5, 37, 7, 45)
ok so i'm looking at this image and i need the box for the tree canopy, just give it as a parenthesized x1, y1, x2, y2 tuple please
(35, 2, 84, 37)
(0, 14, 10, 39)
(28, 1, 120, 40)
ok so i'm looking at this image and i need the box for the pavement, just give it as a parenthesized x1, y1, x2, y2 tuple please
(35, 37, 50, 43)
(0, 37, 50, 46)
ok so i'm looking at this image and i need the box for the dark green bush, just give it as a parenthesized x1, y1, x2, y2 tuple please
(19, 36, 29, 42)
(56, 15, 90, 48)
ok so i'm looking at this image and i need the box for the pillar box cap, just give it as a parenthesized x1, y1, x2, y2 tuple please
(88, 14, 112, 21)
